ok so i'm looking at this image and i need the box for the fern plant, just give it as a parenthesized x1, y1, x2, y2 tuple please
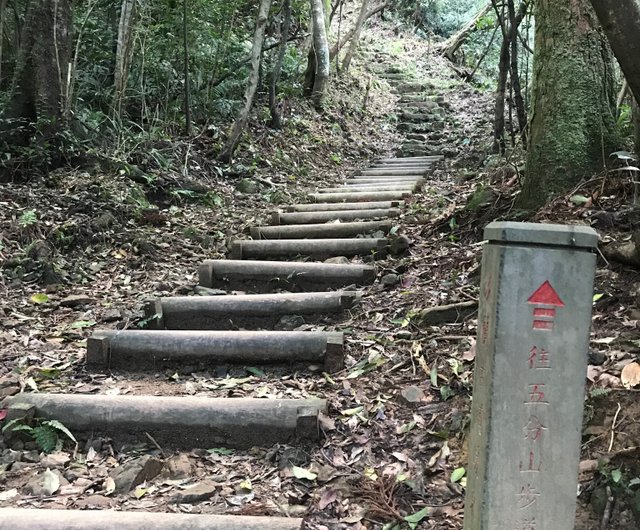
(2, 418, 77, 453)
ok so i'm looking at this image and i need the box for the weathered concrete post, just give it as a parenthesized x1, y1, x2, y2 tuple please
(464, 222, 598, 530)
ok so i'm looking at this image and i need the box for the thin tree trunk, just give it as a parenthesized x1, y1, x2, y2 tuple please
(633, 96, 640, 156)
(112, 0, 137, 118)
(589, 0, 640, 105)
(183, 0, 191, 135)
(507, 0, 529, 145)
(342, 0, 370, 73)
(438, 2, 491, 62)
(329, 1, 388, 61)
(0, 0, 7, 85)
(269, 0, 291, 129)
(493, 15, 510, 154)
(220, 0, 272, 163)
(310, 0, 330, 109)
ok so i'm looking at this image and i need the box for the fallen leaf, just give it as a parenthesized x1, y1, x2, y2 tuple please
(450, 467, 466, 483)
(41, 468, 60, 495)
(0, 489, 18, 501)
(30, 293, 49, 304)
(104, 477, 116, 495)
(318, 488, 338, 510)
(621, 362, 640, 388)
(291, 466, 317, 481)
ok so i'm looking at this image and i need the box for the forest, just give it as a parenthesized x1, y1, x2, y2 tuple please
(1, 1, 640, 529)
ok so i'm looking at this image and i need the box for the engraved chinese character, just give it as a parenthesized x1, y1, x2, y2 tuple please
(528, 346, 551, 369)
(517, 484, 540, 509)
(525, 384, 548, 405)
(515, 517, 537, 530)
(523, 415, 547, 441)
(519, 450, 541, 473)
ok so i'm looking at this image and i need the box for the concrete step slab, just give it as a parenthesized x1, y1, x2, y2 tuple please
(145, 291, 361, 331)
(343, 181, 421, 188)
(199, 259, 376, 291)
(0, 509, 303, 530)
(230, 238, 388, 260)
(288, 201, 403, 212)
(378, 156, 443, 163)
(319, 184, 415, 193)
(357, 168, 426, 176)
(87, 330, 344, 371)
(310, 191, 411, 203)
(1, 393, 327, 449)
(273, 208, 400, 224)
(251, 220, 392, 239)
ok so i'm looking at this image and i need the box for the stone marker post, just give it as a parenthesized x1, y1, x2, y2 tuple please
(464, 222, 598, 530)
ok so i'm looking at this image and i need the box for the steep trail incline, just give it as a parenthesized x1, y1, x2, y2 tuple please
(0, 43, 463, 530)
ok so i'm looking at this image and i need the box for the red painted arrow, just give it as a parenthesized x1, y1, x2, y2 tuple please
(528, 280, 565, 307)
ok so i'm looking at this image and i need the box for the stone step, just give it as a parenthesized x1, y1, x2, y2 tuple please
(400, 112, 445, 123)
(348, 175, 425, 182)
(399, 94, 445, 103)
(0, 509, 303, 530)
(394, 82, 434, 94)
(376, 155, 443, 163)
(310, 191, 411, 203)
(357, 168, 426, 177)
(229, 238, 388, 260)
(288, 200, 402, 212)
(273, 208, 400, 224)
(199, 259, 376, 291)
(1, 393, 326, 449)
(145, 291, 361, 330)
(319, 184, 416, 193)
(251, 220, 392, 239)
(343, 181, 421, 188)
(87, 330, 344, 371)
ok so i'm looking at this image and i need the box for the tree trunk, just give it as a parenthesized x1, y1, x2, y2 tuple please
(589, 0, 640, 105)
(219, 0, 272, 163)
(633, 96, 640, 156)
(438, 2, 492, 62)
(519, 0, 619, 209)
(493, 33, 510, 154)
(269, 0, 292, 129)
(0, 0, 7, 86)
(310, 0, 330, 109)
(341, 0, 370, 73)
(507, 0, 528, 144)
(112, 0, 137, 118)
(3, 0, 72, 139)
(183, 0, 191, 135)
(329, 1, 388, 62)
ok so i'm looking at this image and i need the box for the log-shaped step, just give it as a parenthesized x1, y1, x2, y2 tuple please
(342, 181, 421, 189)
(357, 168, 426, 176)
(288, 200, 402, 212)
(272, 208, 400, 224)
(377, 156, 442, 163)
(319, 184, 416, 193)
(0, 509, 303, 530)
(310, 191, 411, 203)
(347, 176, 424, 183)
(145, 291, 361, 330)
(199, 259, 375, 292)
(230, 238, 388, 260)
(250, 220, 392, 239)
(87, 330, 344, 371)
(1, 393, 326, 449)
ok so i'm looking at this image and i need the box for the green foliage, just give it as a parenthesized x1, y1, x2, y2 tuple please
(18, 210, 38, 227)
(2, 418, 77, 454)
(391, 0, 489, 37)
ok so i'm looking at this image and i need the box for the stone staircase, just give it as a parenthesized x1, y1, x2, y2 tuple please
(0, 52, 448, 529)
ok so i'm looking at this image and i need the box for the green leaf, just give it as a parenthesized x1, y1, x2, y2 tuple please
(611, 468, 623, 483)
(245, 367, 266, 377)
(570, 195, 589, 205)
(440, 385, 454, 401)
(30, 293, 49, 304)
(404, 506, 430, 528)
(593, 293, 604, 303)
(451, 467, 466, 483)
(32, 425, 59, 453)
(291, 466, 317, 481)
(208, 447, 235, 456)
(43, 419, 77, 444)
